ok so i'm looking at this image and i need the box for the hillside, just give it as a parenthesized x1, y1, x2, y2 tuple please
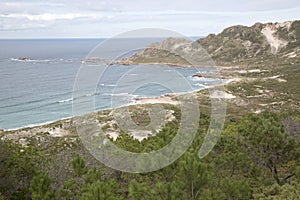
(1, 20, 300, 199)
(198, 20, 300, 65)
(122, 20, 300, 66)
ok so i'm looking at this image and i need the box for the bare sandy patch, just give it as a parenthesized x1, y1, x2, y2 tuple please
(134, 96, 179, 105)
(261, 24, 288, 54)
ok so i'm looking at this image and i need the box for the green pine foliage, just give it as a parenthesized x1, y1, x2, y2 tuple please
(72, 155, 88, 177)
(29, 172, 54, 200)
(81, 180, 120, 200)
(237, 112, 300, 184)
(1, 111, 300, 199)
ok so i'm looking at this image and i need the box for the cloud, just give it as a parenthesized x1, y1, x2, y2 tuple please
(106, 0, 300, 12)
(0, 0, 299, 38)
(0, 13, 104, 21)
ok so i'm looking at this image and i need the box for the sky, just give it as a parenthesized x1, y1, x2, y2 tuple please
(0, 0, 299, 38)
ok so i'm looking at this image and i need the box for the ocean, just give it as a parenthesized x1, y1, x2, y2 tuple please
(0, 39, 221, 130)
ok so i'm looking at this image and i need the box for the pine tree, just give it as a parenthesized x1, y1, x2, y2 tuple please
(72, 155, 87, 177)
(85, 167, 103, 184)
(151, 181, 180, 200)
(237, 112, 299, 184)
(176, 152, 209, 200)
(29, 172, 54, 200)
(81, 180, 120, 200)
(59, 177, 79, 200)
(220, 178, 251, 199)
(128, 179, 150, 200)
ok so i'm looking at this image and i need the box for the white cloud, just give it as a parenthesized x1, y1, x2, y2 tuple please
(0, 13, 103, 21)
(0, 0, 299, 38)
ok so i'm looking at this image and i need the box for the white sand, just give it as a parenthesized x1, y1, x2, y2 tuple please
(265, 75, 287, 82)
(261, 25, 288, 54)
(248, 69, 261, 73)
(284, 51, 297, 58)
(134, 96, 179, 105)
(211, 91, 236, 99)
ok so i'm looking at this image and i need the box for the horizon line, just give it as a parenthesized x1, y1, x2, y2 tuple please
(0, 36, 202, 40)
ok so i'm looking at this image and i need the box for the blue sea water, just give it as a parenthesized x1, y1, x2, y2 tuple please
(0, 39, 221, 130)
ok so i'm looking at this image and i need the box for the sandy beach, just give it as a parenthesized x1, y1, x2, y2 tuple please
(133, 95, 179, 105)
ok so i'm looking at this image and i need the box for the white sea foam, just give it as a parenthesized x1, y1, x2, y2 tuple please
(194, 83, 208, 88)
(84, 93, 95, 97)
(9, 57, 75, 63)
(58, 98, 73, 103)
(9, 58, 52, 63)
(102, 92, 130, 96)
(99, 83, 117, 87)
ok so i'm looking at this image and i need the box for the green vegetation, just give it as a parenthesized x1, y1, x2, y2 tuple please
(1, 58, 300, 199)
(237, 113, 299, 184)
(1, 20, 299, 200)
(72, 155, 88, 177)
(1, 110, 300, 199)
(29, 172, 54, 200)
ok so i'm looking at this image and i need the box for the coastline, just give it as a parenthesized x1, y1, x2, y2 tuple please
(0, 61, 240, 134)
(116, 60, 220, 68)
(3, 116, 73, 132)
(85, 57, 222, 69)
(1, 74, 239, 134)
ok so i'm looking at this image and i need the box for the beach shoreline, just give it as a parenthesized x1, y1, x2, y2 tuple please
(0, 64, 239, 133)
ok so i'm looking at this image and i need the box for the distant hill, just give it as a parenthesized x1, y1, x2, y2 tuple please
(122, 20, 300, 66)
(197, 20, 300, 64)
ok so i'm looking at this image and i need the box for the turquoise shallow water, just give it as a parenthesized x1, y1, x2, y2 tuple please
(0, 39, 221, 130)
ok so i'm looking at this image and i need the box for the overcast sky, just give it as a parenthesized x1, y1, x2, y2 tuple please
(0, 0, 299, 38)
